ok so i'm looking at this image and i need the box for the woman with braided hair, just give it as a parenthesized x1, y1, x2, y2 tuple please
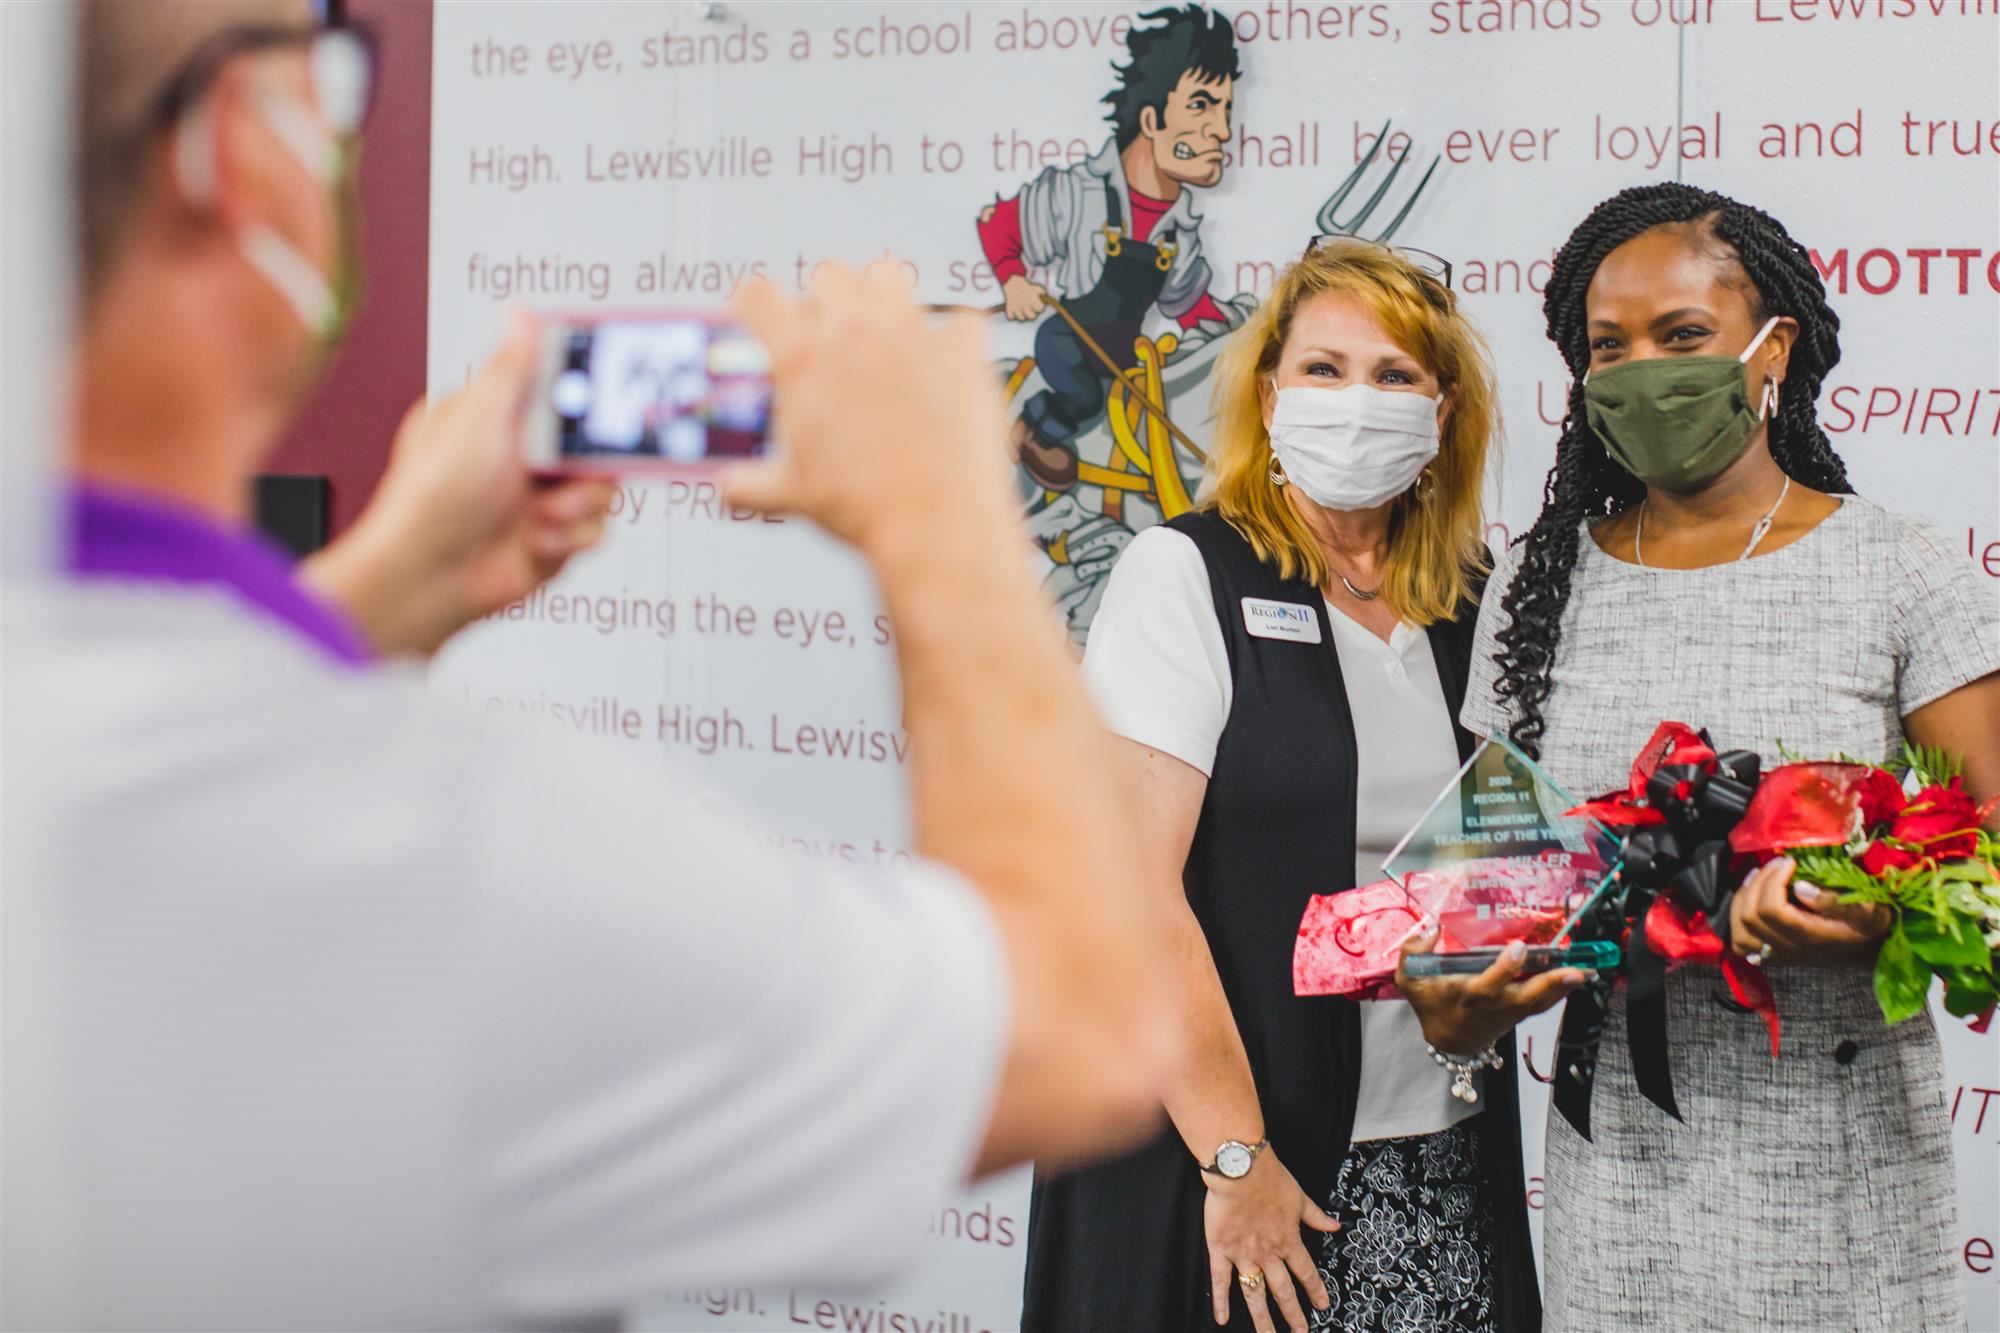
(1443, 183, 2000, 1327)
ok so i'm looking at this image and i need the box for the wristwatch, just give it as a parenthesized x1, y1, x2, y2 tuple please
(1200, 1138, 1268, 1180)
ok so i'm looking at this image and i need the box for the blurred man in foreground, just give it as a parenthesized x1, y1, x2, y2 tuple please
(2, 2, 1172, 1327)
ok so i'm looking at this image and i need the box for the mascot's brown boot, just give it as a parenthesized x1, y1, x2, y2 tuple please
(1012, 417, 1079, 492)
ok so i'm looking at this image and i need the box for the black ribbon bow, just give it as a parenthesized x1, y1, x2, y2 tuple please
(1552, 743, 1762, 1139)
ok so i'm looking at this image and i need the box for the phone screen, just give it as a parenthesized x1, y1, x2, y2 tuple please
(547, 317, 773, 464)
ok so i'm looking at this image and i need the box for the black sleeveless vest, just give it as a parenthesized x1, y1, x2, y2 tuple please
(1022, 511, 1540, 1332)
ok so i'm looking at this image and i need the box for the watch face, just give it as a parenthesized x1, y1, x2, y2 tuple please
(1216, 1141, 1254, 1179)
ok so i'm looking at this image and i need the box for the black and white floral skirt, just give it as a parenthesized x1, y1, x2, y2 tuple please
(1308, 1116, 1496, 1333)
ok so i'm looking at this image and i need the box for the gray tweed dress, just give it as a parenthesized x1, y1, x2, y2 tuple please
(1462, 497, 1999, 1332)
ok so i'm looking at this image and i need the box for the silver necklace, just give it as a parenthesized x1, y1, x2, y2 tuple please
(1635, 476, 1790, 568)
(1338, 574, 1380, 601)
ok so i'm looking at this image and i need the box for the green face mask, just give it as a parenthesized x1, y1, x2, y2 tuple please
(1582, 316, 1780, 494)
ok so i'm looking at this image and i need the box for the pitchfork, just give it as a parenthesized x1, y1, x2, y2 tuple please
(1316, 120, 1443, 243)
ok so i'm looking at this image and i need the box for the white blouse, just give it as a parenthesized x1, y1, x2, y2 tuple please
(1081, 525, 1477, 1142)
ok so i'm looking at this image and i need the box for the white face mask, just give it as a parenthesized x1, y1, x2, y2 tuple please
(177, 90, 345, 336)
(240, 93, 343, 335)
(1267, 384, 1441, 512)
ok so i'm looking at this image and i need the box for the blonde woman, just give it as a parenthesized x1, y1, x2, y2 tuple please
(1022, 241, 1565, 1333)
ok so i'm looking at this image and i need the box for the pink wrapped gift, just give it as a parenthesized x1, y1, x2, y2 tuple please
(1293, 878, 1432, 1000)
(1294, 856, 1586, 1000)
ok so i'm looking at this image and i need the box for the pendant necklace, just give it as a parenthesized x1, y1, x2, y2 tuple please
(1339, 574, 1380, 602)
(1635, 476, 1791, 568)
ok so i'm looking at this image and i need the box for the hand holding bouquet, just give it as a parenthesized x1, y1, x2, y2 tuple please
(1554, 723, 1996, 1137)
(1735, 744, 2000, 1024)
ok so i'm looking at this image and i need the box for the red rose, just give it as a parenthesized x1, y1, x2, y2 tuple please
(1890, 778, 1982, 861)
(1853, 767, 1909, 829)
(1858, 840, 1921, 877)
(1732, 763, 1904, 856)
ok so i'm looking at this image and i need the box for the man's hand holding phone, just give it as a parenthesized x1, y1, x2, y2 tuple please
(304, 311, 616, 657)
(310, 263, 1016, 659)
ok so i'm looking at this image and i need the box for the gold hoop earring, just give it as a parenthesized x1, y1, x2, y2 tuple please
(1269, 459, 1289, 488)
(1413, 469, 1436, 504)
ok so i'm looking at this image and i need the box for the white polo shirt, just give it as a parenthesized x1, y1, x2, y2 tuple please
(6, 571, 1008, 1330)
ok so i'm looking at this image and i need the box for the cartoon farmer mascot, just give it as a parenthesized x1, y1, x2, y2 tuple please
(977, 5, 1238, 492)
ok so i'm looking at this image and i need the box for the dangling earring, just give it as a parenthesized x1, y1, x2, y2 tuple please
(1413, 469, 1437, 505)
(1760, 378, 1780, 422)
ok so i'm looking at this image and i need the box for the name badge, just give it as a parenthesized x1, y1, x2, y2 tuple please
(1240, 597, 1322, 644)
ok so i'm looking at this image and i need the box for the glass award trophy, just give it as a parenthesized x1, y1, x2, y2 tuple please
(1386, 737, 1623, 977)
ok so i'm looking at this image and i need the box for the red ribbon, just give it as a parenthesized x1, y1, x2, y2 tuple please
(1643, 895, 1780, 1054)
(1569, 721, 1716, 830)
(1569, 722, 1786, 1054)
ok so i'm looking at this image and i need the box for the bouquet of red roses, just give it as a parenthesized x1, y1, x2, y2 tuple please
(1742, 745, 2000, 1025)
(1552, 722, 1997, 1138)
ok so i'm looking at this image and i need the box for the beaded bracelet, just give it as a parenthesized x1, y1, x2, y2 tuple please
(1428, 1042, 1504, 1104)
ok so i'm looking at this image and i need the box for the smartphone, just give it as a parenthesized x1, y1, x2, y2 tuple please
(1400, 940, 1621, 978)
(525, 312, 774, 473)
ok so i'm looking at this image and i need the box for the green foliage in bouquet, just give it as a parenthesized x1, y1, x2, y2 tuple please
(1887, 741, 1963, 788)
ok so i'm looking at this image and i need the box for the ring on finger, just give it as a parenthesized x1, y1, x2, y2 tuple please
(1744, 944, 1772, 966)
(1238, 1270, 1265, 1291)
